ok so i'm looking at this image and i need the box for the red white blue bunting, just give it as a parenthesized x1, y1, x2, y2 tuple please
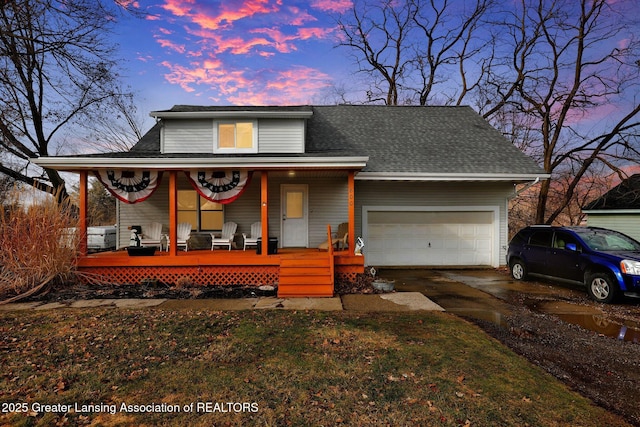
(185, 170, 252, 204)
(94, 170, 163, 204)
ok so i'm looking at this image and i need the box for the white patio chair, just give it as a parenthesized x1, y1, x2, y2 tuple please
(139, 222, 164, 249)
(242, 222, 262, 251)
(176, 222, 192, 251)
(211, 222, 237, 251)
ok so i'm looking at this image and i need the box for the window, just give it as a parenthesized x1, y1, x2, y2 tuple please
(214, 121, 257, 153)
(528, 230, 552, 247)
(178, 190, 224, 231)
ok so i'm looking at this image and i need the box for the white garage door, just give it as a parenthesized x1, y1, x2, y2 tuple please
(365, 210, 494, 266)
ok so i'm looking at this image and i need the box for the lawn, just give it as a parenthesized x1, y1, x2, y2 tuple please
(0, 308, 629, 426)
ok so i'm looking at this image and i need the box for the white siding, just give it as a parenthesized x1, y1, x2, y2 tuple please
(161, 118, 305, 154)
(354, 181, 513, 266)
(587, 214, 640, 242)
(266, 176, 348, 247)
(258, 119, 305, 153)
(162, 120, 213, 153)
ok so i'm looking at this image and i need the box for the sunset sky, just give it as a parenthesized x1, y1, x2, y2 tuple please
(115, 0, 354, 119)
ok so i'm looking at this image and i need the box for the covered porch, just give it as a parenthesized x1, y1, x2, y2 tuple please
(73, 167, 365, 297)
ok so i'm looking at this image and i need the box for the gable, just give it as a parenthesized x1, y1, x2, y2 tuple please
(160, 118, 305, 154)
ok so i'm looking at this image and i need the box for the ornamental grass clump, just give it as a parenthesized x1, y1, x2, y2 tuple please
(0, 188, 79, 303)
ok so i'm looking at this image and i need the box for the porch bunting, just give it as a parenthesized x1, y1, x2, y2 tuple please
(94, 170, 163, 204)
(185, 170, 252, 204)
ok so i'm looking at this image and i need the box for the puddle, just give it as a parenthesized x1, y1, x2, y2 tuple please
(553, 313, 640, 343)
(528, 300, 640, 344)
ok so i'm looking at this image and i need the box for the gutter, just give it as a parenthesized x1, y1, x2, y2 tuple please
(30, 156, 369, 171)
(355, 172, 550, 182)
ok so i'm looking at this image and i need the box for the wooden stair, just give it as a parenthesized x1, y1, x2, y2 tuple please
(277, 254, 334, 298)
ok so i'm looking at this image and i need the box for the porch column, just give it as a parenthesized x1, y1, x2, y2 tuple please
(168, 170, 178, 256)
(348, 170, 356, 256)
(261, 171, 268, 256)
(78, 170, 88, 256)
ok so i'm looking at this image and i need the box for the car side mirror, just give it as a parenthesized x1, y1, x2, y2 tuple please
(565, 243, 577, 252)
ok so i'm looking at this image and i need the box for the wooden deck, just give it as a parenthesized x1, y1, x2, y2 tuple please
(77, 248, 364, 297)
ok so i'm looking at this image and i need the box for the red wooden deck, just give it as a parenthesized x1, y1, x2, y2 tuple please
(77, 248, 364, 297)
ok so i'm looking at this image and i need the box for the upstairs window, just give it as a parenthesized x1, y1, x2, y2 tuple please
(214, 121, 257, 153)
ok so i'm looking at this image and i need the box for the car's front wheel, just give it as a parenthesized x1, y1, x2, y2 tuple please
(586, 272, 618, 304)
(510, 259, 528, 281)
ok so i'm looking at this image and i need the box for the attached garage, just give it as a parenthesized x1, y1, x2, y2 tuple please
(362, 206, 500, 267)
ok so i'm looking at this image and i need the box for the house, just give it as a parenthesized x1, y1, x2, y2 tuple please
(33, 105, 546, 297)
(583, 174, 640, 241)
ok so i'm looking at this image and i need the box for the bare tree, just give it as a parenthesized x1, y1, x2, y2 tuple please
(338, 0, 640, 226)
(0, 0, 137, 202)
(82, 92, 146, 153)
(482, 0, 640, 224)
(337, 0, 494, 105)
(410, 0, 493, 105)
(337, 0, 416, 105)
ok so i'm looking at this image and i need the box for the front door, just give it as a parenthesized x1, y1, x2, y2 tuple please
(281, 184, 308, 247)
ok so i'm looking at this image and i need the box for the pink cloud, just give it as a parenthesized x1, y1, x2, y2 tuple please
(161, 58, 331, 105)
(188, 0, 279, 31)
(155, 38, 186, 54)
(310, 0, 352, 13)
(161, 0, 195, 17)
(250, 28, 298, 53)
(286, 6, 318, 26)
(297, 27, 334, 40)
(154, 0, 339, 104)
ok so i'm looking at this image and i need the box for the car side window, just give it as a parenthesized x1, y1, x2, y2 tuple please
(553, 232, 579, 250)
(528, 230, 552, 247)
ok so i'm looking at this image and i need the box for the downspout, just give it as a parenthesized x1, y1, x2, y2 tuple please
(510, 177, 540, 199)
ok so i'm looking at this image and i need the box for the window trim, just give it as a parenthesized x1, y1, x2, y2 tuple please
(213, 120, 258, 154)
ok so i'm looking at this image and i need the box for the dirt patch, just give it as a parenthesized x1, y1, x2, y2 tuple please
(23, 281, 277, 302)
(461, 274, 640, 426)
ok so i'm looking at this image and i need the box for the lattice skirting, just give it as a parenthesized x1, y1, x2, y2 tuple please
(335, 268, 361, 283)
(79, 265, 362, 288)
(79, 265, 279, 286)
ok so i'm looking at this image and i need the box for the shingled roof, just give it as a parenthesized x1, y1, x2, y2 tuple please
(125, 104, 543, 176)
(584, 174, 640, 210)
(306, 105, 541, 174)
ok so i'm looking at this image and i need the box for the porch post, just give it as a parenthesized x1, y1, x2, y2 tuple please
(78, 170, 88, 256)
(348, 170, 356, 256)
(261, 171, 268, 256)
(168, 170, 178, 256)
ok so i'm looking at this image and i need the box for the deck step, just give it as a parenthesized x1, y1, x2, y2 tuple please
(278, 253, 334, 298)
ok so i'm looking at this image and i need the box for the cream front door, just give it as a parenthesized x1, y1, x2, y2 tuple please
(281, 184, 308, 247)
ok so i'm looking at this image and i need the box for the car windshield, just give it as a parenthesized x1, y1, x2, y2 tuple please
(574, 229, 640, 252)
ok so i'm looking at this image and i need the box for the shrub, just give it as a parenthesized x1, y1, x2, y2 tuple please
(0, 188, 79, 303)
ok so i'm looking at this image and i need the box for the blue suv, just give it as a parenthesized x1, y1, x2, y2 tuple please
(507, 226, 640, 303)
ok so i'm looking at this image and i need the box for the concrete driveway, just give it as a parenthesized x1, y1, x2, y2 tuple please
(378, 268, 640, 341)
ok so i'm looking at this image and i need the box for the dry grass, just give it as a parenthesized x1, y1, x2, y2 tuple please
(0, 309, 631, 426)
(0, 188, 79, 303)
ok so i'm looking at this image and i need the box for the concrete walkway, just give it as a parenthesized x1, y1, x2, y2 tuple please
(0, 292, 445, 312)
